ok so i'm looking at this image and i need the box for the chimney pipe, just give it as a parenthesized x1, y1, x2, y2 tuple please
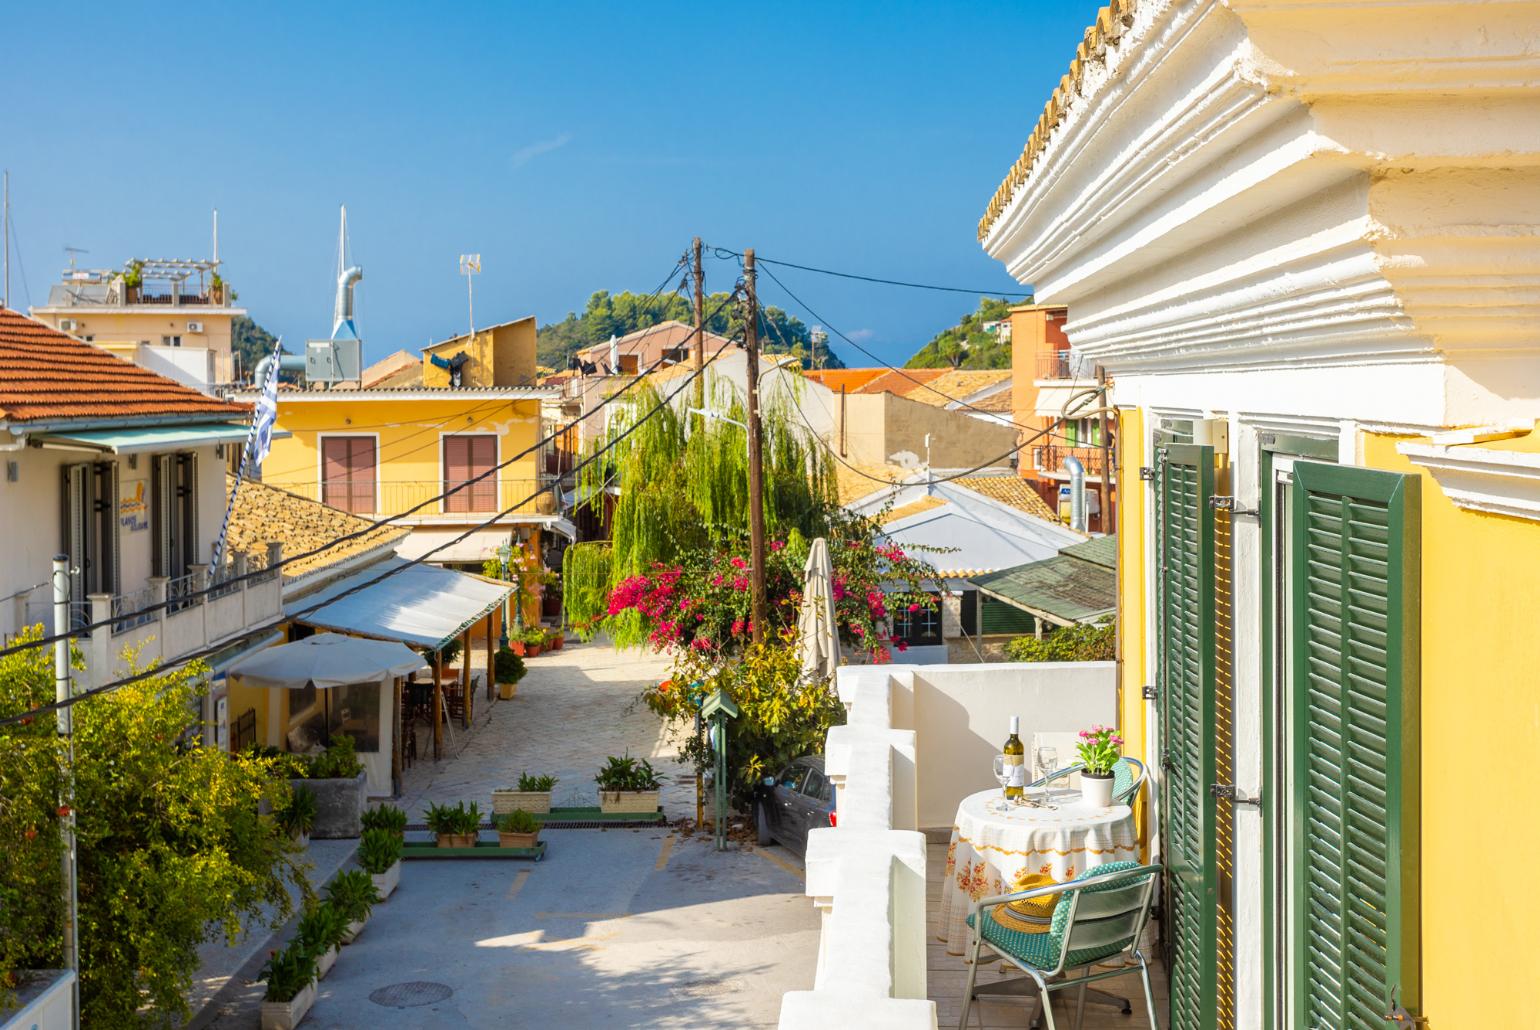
(1063, 454, 1087, 532)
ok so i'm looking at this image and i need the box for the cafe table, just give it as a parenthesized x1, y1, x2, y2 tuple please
(938, 785, 1138, 954)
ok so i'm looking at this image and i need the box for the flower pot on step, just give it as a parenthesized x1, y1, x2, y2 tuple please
(498, 680, 518, 700)
(510, 641, 527, 657)
(599, 789, 660, 815)
(491, 789, 551, 815)
(549, 633, 565, 651)
(261, 981, 316, 1030)
(316, 944, 339, 980)
(498, 828, 541, 849)
(526, 644, 543, 658)
(370, 859, 400, 901)
(435, 832, 478, 849)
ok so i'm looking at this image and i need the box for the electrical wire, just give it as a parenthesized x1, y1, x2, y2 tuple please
(0, 257, 731, 661)
(0, 322, 750, 727)
(252, 400, 509, 481)
(709, 246, 1032, 297)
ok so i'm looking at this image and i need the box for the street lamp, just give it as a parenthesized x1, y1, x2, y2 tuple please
(495, 541, 513, 649)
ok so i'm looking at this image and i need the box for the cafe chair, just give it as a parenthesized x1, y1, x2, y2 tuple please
(960, 862, 1162, 1030)
(1032, 756, 1146, 807)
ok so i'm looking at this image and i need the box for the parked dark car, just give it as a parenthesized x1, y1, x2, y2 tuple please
(752, 755, 835, 857)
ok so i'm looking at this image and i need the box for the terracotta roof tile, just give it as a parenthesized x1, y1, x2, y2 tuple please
(879, 494, 948, 525)
(0, 307, 248, 424)
(950, 475, 1059, 522)
(803, 369, 888, 392)
(225, 475, 408, 581)
(904, 369, 1012, 408)
(836, 462, 913, 506)
(854, 368, 949, 397)
(972, 387, 1014, 412)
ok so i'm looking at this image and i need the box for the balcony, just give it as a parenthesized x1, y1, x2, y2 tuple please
(779, 661, 1164, 1028)
(279, 477, 558, 522)
(1036, 351, 1073, 380)
(1031, 444, 1107, 479)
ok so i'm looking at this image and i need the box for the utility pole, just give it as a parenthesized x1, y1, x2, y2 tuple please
(459, 253, 481, 343)
(692, 237, 705, 407)
(52, 555, 80, 1029)
(742, 249, 767, 643)
(1097, 365, 1113, 534)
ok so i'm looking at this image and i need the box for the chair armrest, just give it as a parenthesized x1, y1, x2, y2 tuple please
(1028, 764, 1081, 788)
(970, 880, 1078, 915)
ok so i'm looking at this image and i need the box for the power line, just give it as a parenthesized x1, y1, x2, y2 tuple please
(709, 246, 1032, 297)
(0, 323, 751, 728)
(0, 257, 733, 661)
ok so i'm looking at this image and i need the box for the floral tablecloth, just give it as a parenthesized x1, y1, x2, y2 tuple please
(938, 787, 1138, 954)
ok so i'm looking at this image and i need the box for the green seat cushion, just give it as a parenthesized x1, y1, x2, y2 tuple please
(967, 861, 1148, 972)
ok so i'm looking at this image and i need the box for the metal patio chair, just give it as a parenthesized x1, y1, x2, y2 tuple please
(1032, 756, 1146, 806)
(960, 862, 1162, 1030)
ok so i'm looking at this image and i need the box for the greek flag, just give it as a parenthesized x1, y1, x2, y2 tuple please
(250, 355, 280, 471)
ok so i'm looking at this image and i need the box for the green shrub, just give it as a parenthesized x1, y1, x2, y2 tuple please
(516, 772, 557, 792)
(323, 869, 380, 924)
(360, 803, 406, 837)
(309, 735, 363, 779)
(245, 744, 309, 779)
(276, 785, 317, 838)
(595, 754, 661, 792)
(494, 648, 526, 684)
(294, 902, 348, 955)
(520, 626, 549, 647)
(1002, 621, 1115, 663)
(260, 940, 316, 1002)
(357, 828, 402, 874)
(495, 809, 539, 833)
(424, 801, 481, 836)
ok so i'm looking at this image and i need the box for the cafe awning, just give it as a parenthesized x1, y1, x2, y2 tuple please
(34, 423, 288, 454)
(293, 556, 514, 651)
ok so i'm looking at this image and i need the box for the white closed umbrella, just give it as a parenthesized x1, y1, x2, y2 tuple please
(227, 632, 427, 689)
(797, 537, 840, 682)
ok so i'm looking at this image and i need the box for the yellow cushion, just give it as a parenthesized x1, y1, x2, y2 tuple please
(989, 871, 1059, 934)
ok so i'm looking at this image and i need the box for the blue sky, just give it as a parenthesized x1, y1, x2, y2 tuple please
(1, 2, 1098, 368)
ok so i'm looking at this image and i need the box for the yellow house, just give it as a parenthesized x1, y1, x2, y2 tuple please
(980, 2, 1540, 1028)
(237, 319, 565, 624)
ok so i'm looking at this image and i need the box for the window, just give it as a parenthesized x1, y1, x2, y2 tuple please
(778, 765, 809, 792)
(443, 435, 497, 513)
(151, 452, 198, 578)
(62, 461, 120, 618)
(802, 768, 827, 801)
(959, 589, 979, 637)
(619, 354, 640, 375)
(321, 437, 376, 514)
(161, 335, 182, 347)
(328, 681, 381, 752)
(892, 592, 943, 644)
(663, 346, 689, 365)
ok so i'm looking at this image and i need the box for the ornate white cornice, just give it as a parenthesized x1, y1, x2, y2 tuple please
(1397, 440, 1540, 522)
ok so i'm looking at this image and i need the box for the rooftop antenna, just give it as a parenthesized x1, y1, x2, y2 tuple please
(64, 246, 87, 272)
(212, 208, 219, 266)
(459, 253, 480, 342)
(331, 205, 363, 340)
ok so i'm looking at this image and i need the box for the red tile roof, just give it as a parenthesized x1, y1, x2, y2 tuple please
(0, 307, 249, 424)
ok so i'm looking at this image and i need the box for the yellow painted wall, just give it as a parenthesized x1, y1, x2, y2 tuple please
(1115, 407, 1149, 848)
(35, 308, 237, 380)
(421, 318, 537, 389)
(258, 396, 545, 515)
(1360, 429, 1540, 1026)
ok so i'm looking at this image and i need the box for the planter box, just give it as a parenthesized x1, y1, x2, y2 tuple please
(341, 913, 368, 945)
(289, 771, 367, 839)
(435, 832, 478, 848)
(316, 944, 339, 980)
(0, 969, 74, 1030)
(261, 981, 316, 1030)
(370, 859, 400, 900)
(510, 641, 527, 657)
(599, 789, 661, 815)
(498, 680, 518, 700)
(498, 829, 541, 849)
(491, 789, 551, 815)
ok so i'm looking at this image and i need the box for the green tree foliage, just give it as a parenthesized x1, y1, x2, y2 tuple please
(904, 297, 1021, 369)
(536, 289, 845, 371)
(0, 632, 307, 1023)
(1003, 621, 1116, 662)
(231, 314, 281, 383)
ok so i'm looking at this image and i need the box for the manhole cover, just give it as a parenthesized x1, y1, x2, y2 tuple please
(369, 981, 453, 1008)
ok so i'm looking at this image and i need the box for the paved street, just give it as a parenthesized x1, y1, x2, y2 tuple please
(201, 639, 817, 1028)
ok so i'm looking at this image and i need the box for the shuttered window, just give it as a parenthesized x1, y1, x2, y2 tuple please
(151, 452, 198, 578)
(321, 437, 376, 515)
(443, 435, 497, 513)
(1158, 443, 1218, 1030)
(1289, 461, 1420, 1027)
(61, 461, 120, 618)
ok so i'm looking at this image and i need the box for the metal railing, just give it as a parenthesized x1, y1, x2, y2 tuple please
(1036, 351, 1077, 380)
(281, 477, 554, 517)
(1032, 444, 1107, 476)
(113, 585, 159, 634)
(22, 598, 89, 634)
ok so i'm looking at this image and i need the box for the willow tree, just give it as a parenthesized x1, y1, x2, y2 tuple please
(567, 376, 835, 637)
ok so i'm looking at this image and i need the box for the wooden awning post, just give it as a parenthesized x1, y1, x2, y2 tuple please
(484, 612, 496, 702)
(460, 628, 471, 729)
(432, 649, 444, 761)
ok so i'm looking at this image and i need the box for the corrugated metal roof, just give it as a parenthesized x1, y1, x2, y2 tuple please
(294, 556, 514, 650)
(969, 539, 1117, 626)
(1059, 534, 1116, 569)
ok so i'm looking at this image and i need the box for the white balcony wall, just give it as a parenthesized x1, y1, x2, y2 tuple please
(780, 661, 1115, 1028)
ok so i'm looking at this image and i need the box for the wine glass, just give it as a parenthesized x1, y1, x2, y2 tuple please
(1035, 745, 1059, 789)
(992, 754, 1010, 796)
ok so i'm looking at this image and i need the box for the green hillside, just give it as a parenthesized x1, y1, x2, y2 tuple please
(904, 297, 1021, 369)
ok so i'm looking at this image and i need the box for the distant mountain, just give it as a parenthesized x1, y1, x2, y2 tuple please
(536, 289, 845, 371)
(231, 315, 280, 382)
(904, 297, 1021, 369)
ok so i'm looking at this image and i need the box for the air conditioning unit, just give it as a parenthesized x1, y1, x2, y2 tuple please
(305, 338, 363, 383)
(186, 321, 205, 333)
(59, 319, 78, 333)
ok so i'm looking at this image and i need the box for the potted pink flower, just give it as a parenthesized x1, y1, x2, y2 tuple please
(1076, 725, 1123, 808)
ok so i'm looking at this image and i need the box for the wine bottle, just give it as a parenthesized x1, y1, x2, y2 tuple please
(1003, 716, 1025, 800)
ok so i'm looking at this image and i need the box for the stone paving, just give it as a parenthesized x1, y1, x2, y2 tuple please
(398, 638, 696, 818)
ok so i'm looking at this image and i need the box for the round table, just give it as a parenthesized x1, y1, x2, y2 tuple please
(938, 786, 1138, 954)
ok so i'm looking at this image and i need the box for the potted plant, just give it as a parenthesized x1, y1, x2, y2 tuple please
(121, 259, 144, 304)
(425, 800, 481, 848)
(495, 809, 541, 849)
(276, 785, 317, 846)
(259, 940, 317, 1030)
(494, 647, 526, 700)
(359, 827, 403, 900)
(294, 902, 347, 981)
(492, 772, 556, 815)
(292, 735, 367, 839)
(521, 626, 546, 658)
(325, 868, 381, 945)
(1075, 724, 1123, 809)
(210, 271, 226, 305)
(549, 627, 566, 651)
(360, 802, 407, 839)
(595, 754, 663, 815)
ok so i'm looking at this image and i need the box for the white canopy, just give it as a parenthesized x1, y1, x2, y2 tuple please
(226, 632, 427, 689)
(797, 537, 840, 682)
(294, 556, 514, 650)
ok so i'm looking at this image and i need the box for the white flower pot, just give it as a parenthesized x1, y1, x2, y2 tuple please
(316, 944, 339, 980)
(370, 860, 400, 901)
(341, 913, 367, 945)
(1080, 772, 1115, 809)
(261, 980, 316, 1030)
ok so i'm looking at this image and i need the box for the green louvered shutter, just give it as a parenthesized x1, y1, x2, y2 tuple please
(1289, 461, 1420, 1028)
(1158, 444, 1218, 1030)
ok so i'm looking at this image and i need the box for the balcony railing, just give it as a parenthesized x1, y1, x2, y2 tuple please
(280, 477, 557, 518)
(1036, 350, 1073, 380)
(1032, 444, 1107, 476)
